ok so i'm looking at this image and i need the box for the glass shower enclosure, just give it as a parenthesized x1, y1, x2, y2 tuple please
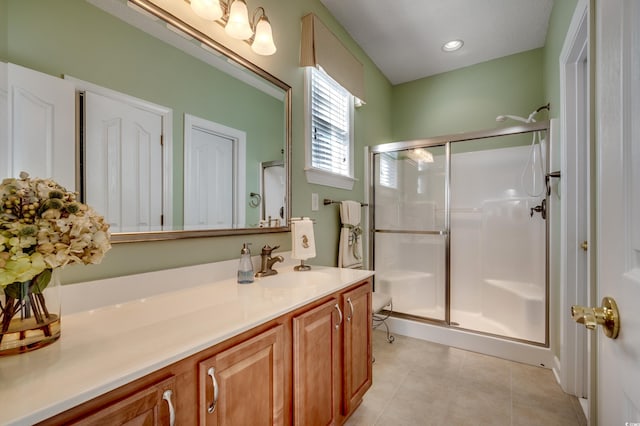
(369, 122, 549, 345)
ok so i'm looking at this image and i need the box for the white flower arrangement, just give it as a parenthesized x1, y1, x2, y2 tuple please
(0, 172, 111, 288)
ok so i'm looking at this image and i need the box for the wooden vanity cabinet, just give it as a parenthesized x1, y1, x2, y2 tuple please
(292, 280, 373, 425)
(39, 278, 372, 426)
(198, 324, 286, 425)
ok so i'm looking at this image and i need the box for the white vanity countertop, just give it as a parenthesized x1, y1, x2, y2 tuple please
(0, 255, 374, 425)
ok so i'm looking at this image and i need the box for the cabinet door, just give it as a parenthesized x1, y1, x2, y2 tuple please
(198, 325, 285, 426)
(71, 376, 177, 426)
(342, 282, 373, 415)
(293, 298, 341, 426)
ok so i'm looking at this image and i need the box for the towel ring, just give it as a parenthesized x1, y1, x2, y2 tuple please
(249, 192, 262, 208)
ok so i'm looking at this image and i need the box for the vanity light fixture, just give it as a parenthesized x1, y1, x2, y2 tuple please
(442, 39, 464, 52)
(250, 11, 276, 55)
(190, 0, 223, 21)
(225, 0, 253, 39)
(188, 0, 277, 55)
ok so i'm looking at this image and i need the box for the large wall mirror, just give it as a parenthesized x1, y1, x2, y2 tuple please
(1, 0, 291, 242)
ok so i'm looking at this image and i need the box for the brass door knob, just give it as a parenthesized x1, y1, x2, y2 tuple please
(571, 296, 620, 339)
(581, 241, 588, 251)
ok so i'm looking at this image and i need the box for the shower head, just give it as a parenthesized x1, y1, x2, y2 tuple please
(536, 103, 551, 113)
(497, 103, 550, 124)
(495, 114, 530, 123)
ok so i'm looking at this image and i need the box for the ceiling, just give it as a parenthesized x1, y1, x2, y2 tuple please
(319, 0, 555, 85)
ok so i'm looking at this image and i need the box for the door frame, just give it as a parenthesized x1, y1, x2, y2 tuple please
(558, 0, 592, 408)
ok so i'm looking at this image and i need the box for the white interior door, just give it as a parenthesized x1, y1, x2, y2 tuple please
(85, 91, 163, 232)
(183, 114, 246, 230)
(5, 63, 75, 190)
(595, 0, 640, 422)
(186, 129, 233, 229)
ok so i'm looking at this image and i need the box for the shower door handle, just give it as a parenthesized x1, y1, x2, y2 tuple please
(571, 296, 620, 339)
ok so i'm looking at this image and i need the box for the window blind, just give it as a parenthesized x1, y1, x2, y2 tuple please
(310, 67, 351, 176)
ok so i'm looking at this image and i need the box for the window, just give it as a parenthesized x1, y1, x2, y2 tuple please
(304, 66, 355, 189)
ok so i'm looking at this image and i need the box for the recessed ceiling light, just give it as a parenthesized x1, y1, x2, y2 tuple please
(442, 39, 464, 52)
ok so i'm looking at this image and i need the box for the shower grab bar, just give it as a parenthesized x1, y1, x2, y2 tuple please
(373, 229, 447, 235)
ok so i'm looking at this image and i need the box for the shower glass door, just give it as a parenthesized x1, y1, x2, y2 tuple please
(372, 145, 448, 322)
(449, 135, 546, 343)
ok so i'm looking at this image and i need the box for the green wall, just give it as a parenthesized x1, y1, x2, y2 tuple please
(0, 0, 6, 60)
(391, 48, 546, 141)
(388, 0, 577, 144)
(2, 0, 393, 283)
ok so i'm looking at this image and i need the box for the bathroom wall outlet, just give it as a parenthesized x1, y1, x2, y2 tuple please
(312, 193, 319, 211)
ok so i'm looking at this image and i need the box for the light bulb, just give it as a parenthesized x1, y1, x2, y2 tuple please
(190, 0, 223, 21)
(251, 16, 276, 55)
(225, 0, 253, 40)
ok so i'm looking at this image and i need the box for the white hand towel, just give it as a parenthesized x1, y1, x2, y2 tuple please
(292, 218, 316, 260)
(338, 201, 363, 268)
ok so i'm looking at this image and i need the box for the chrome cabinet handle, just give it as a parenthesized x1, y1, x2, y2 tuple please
(207, 367, 219, 414)
(334, 303, 343, 329)
(162, 389, 175, 426)
(346, 297, 354, 322)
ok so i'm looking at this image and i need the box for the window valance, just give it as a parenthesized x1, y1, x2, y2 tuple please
(300, 13, 365, 103)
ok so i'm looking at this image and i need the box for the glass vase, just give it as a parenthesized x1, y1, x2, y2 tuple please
(0, 269, 61, 356)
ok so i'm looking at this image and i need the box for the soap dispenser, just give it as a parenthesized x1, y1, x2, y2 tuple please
(237, 243, 254, 284)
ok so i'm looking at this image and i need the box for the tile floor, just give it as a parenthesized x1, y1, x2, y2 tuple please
(346, 330, 588, 426)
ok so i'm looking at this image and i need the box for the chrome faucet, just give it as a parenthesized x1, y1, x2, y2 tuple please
(255, 244, 284, 277)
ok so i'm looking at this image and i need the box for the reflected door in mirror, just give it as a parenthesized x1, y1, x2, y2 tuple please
(184, 114, 246, 230)
(2, 63, 75, 190)
(85, 91, 163, 233)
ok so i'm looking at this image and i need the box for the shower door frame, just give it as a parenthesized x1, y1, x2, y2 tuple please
(368, 120, 551, 347)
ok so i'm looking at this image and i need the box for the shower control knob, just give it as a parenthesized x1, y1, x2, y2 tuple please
(530, 199, 546, 219)
(571, 296, 620, 339)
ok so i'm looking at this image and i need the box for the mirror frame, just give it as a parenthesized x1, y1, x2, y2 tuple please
(108, 0, 292, 243)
